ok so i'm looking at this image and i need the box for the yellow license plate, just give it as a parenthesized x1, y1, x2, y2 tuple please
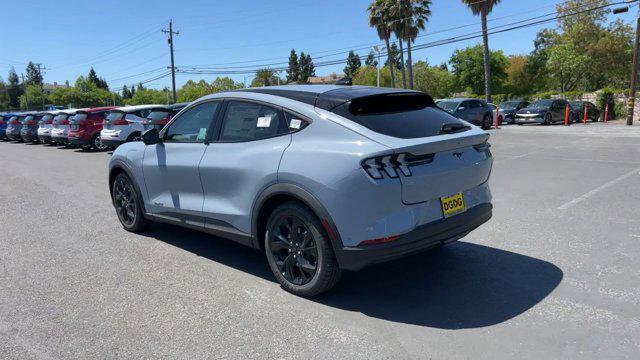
(441, 193, 466, 218)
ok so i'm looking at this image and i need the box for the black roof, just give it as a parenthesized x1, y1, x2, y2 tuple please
(240, 85, 423, 111)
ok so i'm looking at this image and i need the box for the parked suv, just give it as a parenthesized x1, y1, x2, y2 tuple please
(37, 111, 56, 143)
(436, 98, 494, 129)
(51, 109, 82, 145)
(20, 113, 45, 142)
(5, 114, 28, 141)
(498, 100, 530, 124)
(570, 101, 600, 122)
(135, 103, 189, 134)
(100, 104, 160, 149)
(68, 106, 116, 151)
(515, 99, 569, 125)
(108, 85, 493, 296)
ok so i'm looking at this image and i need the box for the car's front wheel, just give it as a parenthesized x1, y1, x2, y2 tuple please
(482, 114, 492, 130)
(112, 173, 150, 232)
(265, 201, 341, 297)
(543, 112, 553, 125)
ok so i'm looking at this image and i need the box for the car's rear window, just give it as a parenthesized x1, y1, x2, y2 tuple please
(147, 111, 169, 121)
(22, 116, 34, 123)
(106, 112, 124, 121)
(41, 115, 53, 122)
(72, 113, 88, 121)
(54, 114, 69, 122)
(331, 93, 469, 139)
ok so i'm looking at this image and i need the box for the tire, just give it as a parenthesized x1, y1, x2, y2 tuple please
(481, 114, 492, 130)
(543, 112, 553, 125)
(92, 133, 107, 151)
(112, 173, 150, 232)
(265, 201, 342, 297)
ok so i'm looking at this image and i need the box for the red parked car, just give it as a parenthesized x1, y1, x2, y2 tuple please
(68, 106, 116, 151)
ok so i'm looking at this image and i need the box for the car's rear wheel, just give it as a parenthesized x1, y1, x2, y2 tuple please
(92, 133, 107, 151)
(112, 173, 150, 232)
(482, 114, 492, 130)
(265, 201, 341, 297)
(128, 132, 142, 142)
(544, 113, 553, 125)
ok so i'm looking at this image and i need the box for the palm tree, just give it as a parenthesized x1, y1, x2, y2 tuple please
(397, 0, 431, 89)
(391, 15, 408, 88)
(368, 0, 396, 88)
(462, 0, 501, 102)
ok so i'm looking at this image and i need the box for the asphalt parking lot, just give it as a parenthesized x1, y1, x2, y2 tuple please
(1, 123, 639, 359)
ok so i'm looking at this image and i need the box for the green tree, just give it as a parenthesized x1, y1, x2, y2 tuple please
(524, 29, 557, 93)
(449, 44, 508, 95)
(25, 61, 43, 85)
(88, 67, 109, 90)
(353, 64, 394, 87)
(546, 42, 589, 92)
(298, 53, 315, 83)
(365, 51, 378, 67)
(286, 49, 300, 83)
(7, 67, 22, 108)
(412, 61, 455, 98)
(503, 55, 532, 95)
(392, 0, 432, 89)
(252, 68, 279, 87)
(127, 88, 168, 105)
(385, 42, 402, 70)
(121, 85, 132, 99)
(368, 0, 396, 87)
(344, 50, 361, 78)
(0, 77, 8, 109)
(177, 77, 244, 102)
(461, 0, 501, 102)
(19, 84, 49, 109)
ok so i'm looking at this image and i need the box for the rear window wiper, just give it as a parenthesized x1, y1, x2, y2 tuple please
(439, 123, 471, 134)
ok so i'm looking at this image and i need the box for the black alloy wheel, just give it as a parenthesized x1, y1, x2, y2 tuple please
(265, 202, 341, 296)
(544, 112, 553, 125)
(112, 173, 149, 232)
(269, 215, 318, 285)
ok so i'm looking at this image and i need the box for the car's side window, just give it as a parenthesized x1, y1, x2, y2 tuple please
(219, 101, 288, 142)
(284, 111, 310, 132)
(165, 101, 219, 143)
(468, 100, 481, 109)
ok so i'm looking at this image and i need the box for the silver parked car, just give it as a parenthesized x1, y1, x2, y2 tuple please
(108, 85, 493, 296)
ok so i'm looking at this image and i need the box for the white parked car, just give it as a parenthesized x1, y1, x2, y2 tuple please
(51, 109, 84, 145)
(100, 104, 161, 149)
(36, 110, 64, 143)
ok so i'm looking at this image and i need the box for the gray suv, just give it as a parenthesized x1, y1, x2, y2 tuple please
(436, 98, 494, 129)
(108, 85, 493, 296)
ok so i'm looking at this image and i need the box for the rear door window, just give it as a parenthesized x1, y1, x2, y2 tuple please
(219, 101, 288, 142)
(331, 93, 470, 139)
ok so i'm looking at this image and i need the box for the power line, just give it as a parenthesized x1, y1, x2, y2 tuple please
(173, 0, 627, 76)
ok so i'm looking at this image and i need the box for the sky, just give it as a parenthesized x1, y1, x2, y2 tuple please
(1, 0, 636, 91)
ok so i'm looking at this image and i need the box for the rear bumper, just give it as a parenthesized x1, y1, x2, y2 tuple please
(38, 134, 51, 142)
(51, 135, 70, 144)
(514, 116, 544, 124)
(21, 130, 38, 141)
(334, 203, 492, 271)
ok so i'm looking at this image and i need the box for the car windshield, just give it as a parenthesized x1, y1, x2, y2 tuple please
(106, 112, 124, 121)
(331, 93, 469, 139)
(500, 101, 520, 110)
(436, 101, 460, 113)
(147, 111, 169, 121)
(530, 100, 554, 108)
(569, 102, 583, 108)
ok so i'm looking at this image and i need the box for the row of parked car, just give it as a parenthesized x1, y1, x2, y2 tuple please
(434, 98, 601, 128)
(0, 103, 188, 150)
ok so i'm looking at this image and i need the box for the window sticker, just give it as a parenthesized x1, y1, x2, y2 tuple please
(197, 127, 207, 140)
(289, 119, 302, 129)
(257, 116, 272, 128)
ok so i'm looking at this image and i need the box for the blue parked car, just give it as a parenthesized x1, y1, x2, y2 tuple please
(108, 85, 493, 296)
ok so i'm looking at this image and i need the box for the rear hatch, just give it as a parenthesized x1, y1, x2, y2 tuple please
(69, 112, 88, 131)
(103, 111, 126, 129)
(328, 91, 492, 205)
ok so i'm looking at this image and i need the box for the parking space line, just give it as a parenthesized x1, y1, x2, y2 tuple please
(558, 167, 640, 210)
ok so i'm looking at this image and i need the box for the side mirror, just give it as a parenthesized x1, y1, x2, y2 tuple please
(142, 128, 160, 145)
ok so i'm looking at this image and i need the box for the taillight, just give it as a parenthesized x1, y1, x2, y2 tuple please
(46, 119, 54, 125)
(113, 118, 128, 125)
(362, 154, 414, 179)
(473, 142, 492, 156)
(26, 120, 36, 126)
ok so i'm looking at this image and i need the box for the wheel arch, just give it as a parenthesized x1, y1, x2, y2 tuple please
(108, 162, 147, 214)
(251, 183, 343, 253)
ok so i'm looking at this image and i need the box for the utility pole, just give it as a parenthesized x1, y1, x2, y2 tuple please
(162, 20, 179, 104)
(627, 5, 640, 125)
(35, 63, 46, 110)
(20, 73, 29, 110)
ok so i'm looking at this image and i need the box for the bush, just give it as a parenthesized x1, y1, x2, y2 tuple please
(596, 88, 616, 119)
(613, 100, 627, 120)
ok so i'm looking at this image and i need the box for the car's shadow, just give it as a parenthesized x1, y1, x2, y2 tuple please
(144, 223, 563, 329)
